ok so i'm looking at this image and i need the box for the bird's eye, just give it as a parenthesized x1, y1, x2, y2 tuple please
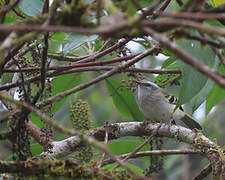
(143, 83, 152, 87)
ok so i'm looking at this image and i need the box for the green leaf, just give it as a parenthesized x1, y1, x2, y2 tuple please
(62, 34, 98, 53)
(51, 32, 68, 41)
(188, 78, 214, 113)
(162, 56, 175, 68)
(18, 0, 44, 16)
(161, 49, 177, 68)
(30, 72, 79, 127)
(31, 113, 45, 128)
(94, 38, 104, 51)
(4, 15, 17, 23)
(108, 139, 149, 155)
(139, 0, 154, 6)
(1, 73, 13, 84)
(205, 19, 224, 27)
(49, 33, 67, 53)
(52, 73, 82, 114)
(154, 61, 181, 88)
(177, 40, 216, 107)
(188, 56, 219, 112)
(105, 78, 146, 121)
(31, 143, 43, 156)
(126, 0, 138, 16)
(206, 65, 225, 114)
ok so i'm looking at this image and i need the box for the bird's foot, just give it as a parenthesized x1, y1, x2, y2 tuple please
(170, 119, 176, 126)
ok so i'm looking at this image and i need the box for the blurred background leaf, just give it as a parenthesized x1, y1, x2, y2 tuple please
(206, 65, 225, 114)
(62, 34, 98, 54)
(52, 73, 82, 114)
(18, 0, 44, 16)
(177, 39, 217, 107)
(105, 78, 146, 121)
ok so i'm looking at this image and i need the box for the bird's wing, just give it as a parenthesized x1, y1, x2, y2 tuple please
(153, 88, 177, 104)
(154, 86, 202, 130)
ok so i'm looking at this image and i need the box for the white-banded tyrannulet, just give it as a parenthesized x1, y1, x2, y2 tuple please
(134, 80, 202, 130)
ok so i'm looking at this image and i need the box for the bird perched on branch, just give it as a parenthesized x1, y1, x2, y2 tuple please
(134, 79, 202, 130)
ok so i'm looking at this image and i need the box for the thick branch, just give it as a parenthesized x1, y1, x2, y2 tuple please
(39, 122, 213, 158)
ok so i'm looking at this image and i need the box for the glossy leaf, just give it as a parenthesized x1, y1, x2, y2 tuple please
(105, 78, 146, 121)
(49, 33, 68, 53)
(62, 34, 98, 53)
(188, 78, 214, 113)
(18, 0, 44, 16)
(188, 56, 219, 112)
(177, 40, 216, 107)
(52, 73, 82, 114)
(51, 32, 68, 41)
(206, 65, 225, 114)
(108, 139, 149, 155)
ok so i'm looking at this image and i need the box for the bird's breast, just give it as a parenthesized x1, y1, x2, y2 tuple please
(139, 98, 173, 123)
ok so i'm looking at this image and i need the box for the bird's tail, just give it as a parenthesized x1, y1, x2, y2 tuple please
(180, 113, 202, 130)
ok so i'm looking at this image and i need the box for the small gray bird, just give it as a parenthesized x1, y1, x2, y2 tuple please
(134, 79, 202, 130)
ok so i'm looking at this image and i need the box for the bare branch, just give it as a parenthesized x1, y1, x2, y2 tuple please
(103, 149, 200, 166)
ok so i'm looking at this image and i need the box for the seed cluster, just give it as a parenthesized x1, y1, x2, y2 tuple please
(69, 99, 93, 163)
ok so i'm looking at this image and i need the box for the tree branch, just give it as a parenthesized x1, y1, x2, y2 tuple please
(38, 46, 159, 107)
(102, 149, 200, 167)
(143, 27, 225, 88)
(38, 122, 212, 159)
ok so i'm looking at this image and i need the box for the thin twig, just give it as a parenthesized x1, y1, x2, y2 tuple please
(32, 33, 48, 104)
(97, 38, 111, 52)
(143, 19, 225, 37)
(114, 123, 162, 169)
(152, 0, 171, 19)
(212, 47, 225, 66)
(76, 38, 131, 63)
(102, 149, 200, 167)
(193, 164, 212, 180)
(48, 53, 90, 62)
(38, 46, 159, 107)
(4, 54, 140, 72)
(173, 30, 225, 48)
(0, 24, 107, 35)
(0, 0, 20, 15)
(0, 67, 180, 91)
(88, 136, 152, 180)
(97, 123, 110, 168)
(154, 11, 225, 20)
(3, 66, 181, 74)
